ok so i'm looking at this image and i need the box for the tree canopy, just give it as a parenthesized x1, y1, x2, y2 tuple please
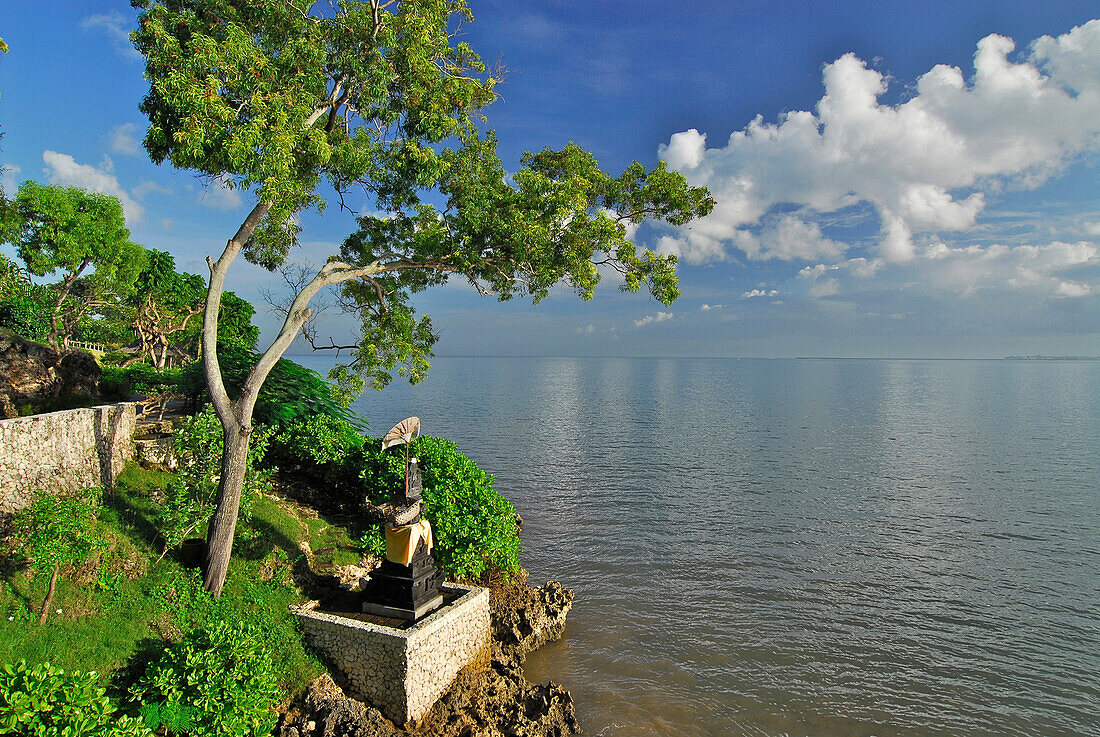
(132, 0, 714, 594)
(7, 182, 146, 348)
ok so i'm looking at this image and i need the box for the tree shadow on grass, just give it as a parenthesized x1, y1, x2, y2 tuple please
(101, 491, 164, 555)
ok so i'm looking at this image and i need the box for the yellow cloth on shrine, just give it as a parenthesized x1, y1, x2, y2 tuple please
(384, 519, 433, 566)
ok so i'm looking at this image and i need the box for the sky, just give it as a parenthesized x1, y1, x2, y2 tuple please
(1, 1, 1098, 359)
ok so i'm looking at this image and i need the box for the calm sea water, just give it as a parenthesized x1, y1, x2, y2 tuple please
(295, 355, 1099, 737)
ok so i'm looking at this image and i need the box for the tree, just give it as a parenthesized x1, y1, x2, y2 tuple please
(8, 183, 146, 349)
(132, 0, 714, 595)
(124, 249, 207, 368)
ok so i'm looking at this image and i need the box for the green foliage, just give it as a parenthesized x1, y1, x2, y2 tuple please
(179, 349, 358, 426)
(161, 406, 273, 550)
(100, 364, 182, 400)
(0, 661, 152, 737)
(0, 254, 51, 341)
(215, 291, 261, 352)
(128, 619, 281, 737)
(13, 489, 105, 584)
(6, 182, 145, 347)
(271, 413, 366, 467)
(365, 436, 522, 580)
(272, 415, 521, 580)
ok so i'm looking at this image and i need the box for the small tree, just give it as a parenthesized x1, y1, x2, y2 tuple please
(13, 490, 104, 623)
(133, 0, 714, 595)
(7, 183, 146, 349)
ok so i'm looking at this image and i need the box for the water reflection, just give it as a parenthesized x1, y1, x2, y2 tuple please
(285, 355, 1100, 737)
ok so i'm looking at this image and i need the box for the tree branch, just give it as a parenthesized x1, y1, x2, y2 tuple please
(202, 201, 272, 425)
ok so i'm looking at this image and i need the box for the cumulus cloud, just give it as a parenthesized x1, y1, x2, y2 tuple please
(576, 324, 596, 334)
(634, 311, 673, 328)
(108, 123, 141, 155)
(742, 289, 778, 298)
(700, 303, 725, 310)
(81, 12, 141, 61)
(659, 20, 1100, 264)
(42, 150, 143, 223)
(799, 239, 1098, 301)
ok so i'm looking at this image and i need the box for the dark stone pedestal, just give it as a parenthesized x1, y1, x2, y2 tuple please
(362, 539, 444, 621)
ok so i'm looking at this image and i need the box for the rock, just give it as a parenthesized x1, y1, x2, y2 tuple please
(490, 578, 575, 663)
(0, 331, 101, 405)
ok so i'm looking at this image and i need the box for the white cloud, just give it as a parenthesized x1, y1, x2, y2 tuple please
(1, 164, 20, 195)
(576, 324, 596, 334)
(660, 20, 1100, 264)
(108, 123, 141, 155)
(742, 289, 778, 298)
(80, 12, 141, 61)
(700, 303, 725, 310)
(809, 278, 840, 299)
(799, 239, 1097, 301)
(198, 175, 243, 210)
(735, 215, 846, 261)
(633, 311, 673, 328)
(42, 150, 143, 223)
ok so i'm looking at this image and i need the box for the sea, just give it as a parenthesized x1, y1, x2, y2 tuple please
(291, 355, 1099, 737)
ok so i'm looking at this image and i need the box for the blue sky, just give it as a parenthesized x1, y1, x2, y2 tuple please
(1, 1, 1098, 358)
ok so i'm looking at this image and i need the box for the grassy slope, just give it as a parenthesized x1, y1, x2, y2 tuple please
(0, 463, 367, 698)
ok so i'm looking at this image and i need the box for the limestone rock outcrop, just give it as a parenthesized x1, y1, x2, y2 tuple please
(0, 331, 100, 416)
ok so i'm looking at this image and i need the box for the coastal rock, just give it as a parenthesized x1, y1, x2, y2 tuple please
(491, 578, 575, 663)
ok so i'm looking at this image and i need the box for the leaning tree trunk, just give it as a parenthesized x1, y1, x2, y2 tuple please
(38, 564, 59, 624)
(202, 420, 252, 594)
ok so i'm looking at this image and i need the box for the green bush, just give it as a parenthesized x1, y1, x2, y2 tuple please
(271, 413, 366, 467)
(178, 348, 360, 427)
(361, 436, 522, 581)
(0, 660, 151, 737)
(128, 619, 281, 737)
(269, 416, 521, 580)
(100, 364, 181, 401)
(160, 405, 273, 551)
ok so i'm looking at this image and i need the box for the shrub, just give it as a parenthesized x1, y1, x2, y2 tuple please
(12, 489, 105, 622)
(129, 619, 281, 737)
(0, 660, 151, 737)
(160, 405, 273, 551)
(361, 436, 522, 581)
(268, 417, 522, 580)
(0, 255, 51, 342)
(270, 413, 366, 467)
(100, 364, 181, 401)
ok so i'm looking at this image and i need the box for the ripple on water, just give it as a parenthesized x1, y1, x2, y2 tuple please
(312, 356, 1100, 737)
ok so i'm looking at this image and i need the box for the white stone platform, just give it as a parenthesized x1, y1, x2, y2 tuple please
(293, 583, 491, 726)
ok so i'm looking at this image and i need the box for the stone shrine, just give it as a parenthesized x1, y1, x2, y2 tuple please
(361, 417, 444, 621)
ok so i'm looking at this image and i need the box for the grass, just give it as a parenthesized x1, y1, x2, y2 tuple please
(0, 462, 334, 698)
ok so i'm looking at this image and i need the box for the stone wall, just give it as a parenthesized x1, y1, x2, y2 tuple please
(295, 584, 492, 726)
(0, 402, 136, 514)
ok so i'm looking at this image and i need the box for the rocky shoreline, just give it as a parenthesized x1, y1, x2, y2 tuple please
(277, 576, 580, 737)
